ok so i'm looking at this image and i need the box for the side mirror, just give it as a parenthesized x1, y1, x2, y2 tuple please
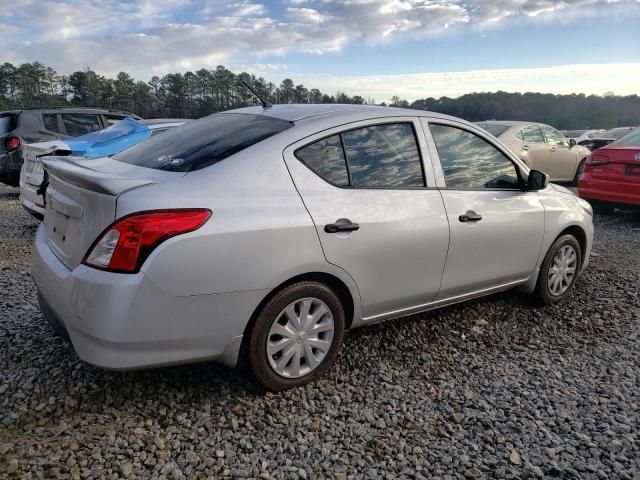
(569, 138, 576, 148)
(527, 169, 549, 191)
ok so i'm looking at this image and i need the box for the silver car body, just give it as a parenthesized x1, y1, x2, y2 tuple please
(32, 105, 594, 370)
(477, 121, 592, 182)
(19, 120, 188, 217)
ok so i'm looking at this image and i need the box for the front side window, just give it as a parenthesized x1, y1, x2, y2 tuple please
(541, 125, 568, 146)
(114, 113, 293, 172)
(42, 114, 60, 133)
(519, 125, 545, 143)
(104, 115, 126, 126)
(61, 114, 101, 136)
(429, 124, 520, 190)
(295, 122, 424, 188)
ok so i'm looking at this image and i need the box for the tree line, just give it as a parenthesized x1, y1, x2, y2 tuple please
(1, 62, 638, 129)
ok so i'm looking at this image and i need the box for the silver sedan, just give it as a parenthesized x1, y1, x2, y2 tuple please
(32, 105, 594, 390)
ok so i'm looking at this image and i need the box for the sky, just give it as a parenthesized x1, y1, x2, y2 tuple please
(1, 0, 639, 102)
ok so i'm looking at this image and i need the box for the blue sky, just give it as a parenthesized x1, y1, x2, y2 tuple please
(1, 0, 639, 101)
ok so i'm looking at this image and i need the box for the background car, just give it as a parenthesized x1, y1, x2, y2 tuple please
(476, 121, 592, 184)
(579, 126, 636, 151)
(579, 127, 640, 212)
(19, 118, 189, 218)
(562, 129, 606, 144)
(0, 107, 140, 187)
(32, 105, 593, 391)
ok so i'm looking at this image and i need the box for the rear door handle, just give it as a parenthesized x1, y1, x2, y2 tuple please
(522, 145, 529, 151)
(459, 211, 482, 223)
(325, 218, 360, 233)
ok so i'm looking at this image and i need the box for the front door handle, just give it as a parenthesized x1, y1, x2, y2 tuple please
(325, 218, 360, 234)
(459, 211, 482, 223)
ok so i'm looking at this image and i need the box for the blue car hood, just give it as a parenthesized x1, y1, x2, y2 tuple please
(65, 117, 151, 158)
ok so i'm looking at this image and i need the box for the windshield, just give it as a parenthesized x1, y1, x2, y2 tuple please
(113, 113, 293, 172)
(603, 127, 633, 139)
(0, 114, 18, 135)
(613, 127, 640, 146)
(477, 123, 509, 137)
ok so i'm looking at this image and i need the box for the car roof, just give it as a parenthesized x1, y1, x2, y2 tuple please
(226, 103, 457, 124)
(475, 120, 544, 128)
(141, 118, 192, 126)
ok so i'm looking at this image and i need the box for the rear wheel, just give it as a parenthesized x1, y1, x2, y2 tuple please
(248, 281, 345, 391)
(572, 159, 586, 186)
(535, 235, 582, 304)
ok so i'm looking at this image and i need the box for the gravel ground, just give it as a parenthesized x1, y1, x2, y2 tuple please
(1, 183, 639, 480)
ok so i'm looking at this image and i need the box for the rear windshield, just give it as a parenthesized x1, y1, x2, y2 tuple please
(113, 113, 293, 172)
(613, 128, 640, 146)
(477, 123, 509, 137)
(0, 114, 18, 135)
(603, 127, 633, 139)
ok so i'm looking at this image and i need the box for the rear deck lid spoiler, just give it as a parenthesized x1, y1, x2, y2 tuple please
(42, 156, 155, 196)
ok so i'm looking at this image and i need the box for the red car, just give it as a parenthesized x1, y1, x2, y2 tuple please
(579, 128, 640, 211)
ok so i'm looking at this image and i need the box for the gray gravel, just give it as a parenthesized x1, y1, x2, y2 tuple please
(1, 183, 639, 479)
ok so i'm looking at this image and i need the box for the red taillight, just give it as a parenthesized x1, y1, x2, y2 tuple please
(586, 153, 610, 166)
(83, 209, 212, 273)
(5, 136, 21, 152)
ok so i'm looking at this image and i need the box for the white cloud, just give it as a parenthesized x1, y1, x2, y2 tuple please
(292, 63, 640, 101)
(0, 0, 638, 84)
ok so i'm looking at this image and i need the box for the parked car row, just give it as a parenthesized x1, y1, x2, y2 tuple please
(24, 104, 595, 390)
(18, 117, 190, 218)
(0, 107, 141, 187)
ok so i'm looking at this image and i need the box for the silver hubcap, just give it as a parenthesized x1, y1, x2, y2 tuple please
(548, 245, 578, 296)
(267, 297, 334, 378)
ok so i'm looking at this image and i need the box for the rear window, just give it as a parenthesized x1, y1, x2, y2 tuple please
(0, 114, 18, 135)
(478, 124, 509, 137)
(113, 113, 293, 172)
(613, 128, 640, 146)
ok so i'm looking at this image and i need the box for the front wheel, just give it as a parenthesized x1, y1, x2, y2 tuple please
(248, 282, 345, 391)
(535, 235, 582, 304)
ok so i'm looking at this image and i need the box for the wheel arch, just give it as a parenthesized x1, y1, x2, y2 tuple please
(555, 224, 588, 268)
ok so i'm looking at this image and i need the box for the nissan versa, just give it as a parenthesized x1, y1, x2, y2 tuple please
(32, 105, 594, 391)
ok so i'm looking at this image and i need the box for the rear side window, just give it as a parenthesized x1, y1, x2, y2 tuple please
(42, 114, 60, 133)
(430, 124, 519, 190)
(295, 122, 424, 188)
(113, 113, 293, 172)
(0, 114, 18, 135)
(296, 135, 349, 186)
(61, 114, 101, 136)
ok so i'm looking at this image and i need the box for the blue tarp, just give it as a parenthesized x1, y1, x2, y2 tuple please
(64, 117, 152, 158)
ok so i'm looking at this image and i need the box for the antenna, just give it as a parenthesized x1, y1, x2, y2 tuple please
(240, 80, 272, 108)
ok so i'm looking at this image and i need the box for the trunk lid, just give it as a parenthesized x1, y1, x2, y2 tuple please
(590, 146, 640, 182)
(42, 156, 184, 269)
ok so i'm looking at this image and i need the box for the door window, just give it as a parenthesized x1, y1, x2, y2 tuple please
(295, 123, 425, 188)
(104, 115, 126, 126)
(518, 125, 545, 143)
(61, 114, 102, 136)
(42, 114, 60, 133)
(541, 125, 568, 146)
(429, 124, 520, 190)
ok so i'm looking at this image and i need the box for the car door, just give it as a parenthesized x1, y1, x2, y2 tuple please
(422, 119, 545, 299)
(283, 118, 450, 321)
(515, 124, 549, 171)
(539, 125, 578, 181)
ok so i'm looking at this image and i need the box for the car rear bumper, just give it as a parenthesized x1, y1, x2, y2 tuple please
(32, 225, 268, 369)
(579, 174, 640, 207)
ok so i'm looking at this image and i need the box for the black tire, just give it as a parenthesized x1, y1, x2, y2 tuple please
(535, 234, 582, 305)
(572, 159, 586, 187)
(248, 281, 345, 391)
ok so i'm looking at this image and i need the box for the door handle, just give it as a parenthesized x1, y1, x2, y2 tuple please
(325, 218, 360, 234)
(459, 211, 482, 223)
(522, 145, 529, 151)
(550, 147, 557, 152)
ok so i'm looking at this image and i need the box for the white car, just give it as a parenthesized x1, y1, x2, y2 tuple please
(19, 119, 189, 218)
(562, 129, 606, 144)
(32, 105, 594, 391)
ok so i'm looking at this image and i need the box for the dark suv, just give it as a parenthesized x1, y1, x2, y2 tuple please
(0, 107, 140, 187)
